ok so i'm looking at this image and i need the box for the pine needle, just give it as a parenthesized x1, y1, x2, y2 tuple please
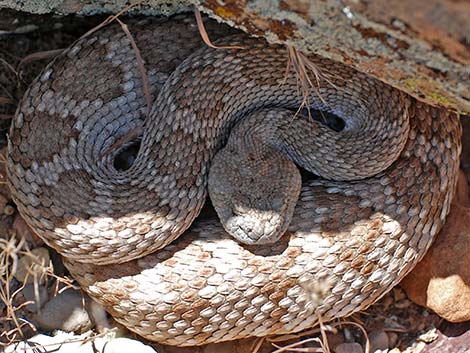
(194, 8, 245, 50)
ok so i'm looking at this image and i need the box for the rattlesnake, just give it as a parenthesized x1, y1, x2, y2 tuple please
(7, 15, 461, 346)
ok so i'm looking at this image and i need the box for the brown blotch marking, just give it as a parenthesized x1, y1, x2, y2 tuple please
(191, 317, 207, 327)
(361, 281, 377, 293)
(191, 298, 209, 310)
(171, 281, 187, 291)
(10, 111, 78, 164)
(162, 257, 178, 267)
(270, 307, 287, 319)
(198, 267, 214, 277)
(248, 257, 264, 266)
(268, 291, 286, 301)
(269, 271, 284, 282)
(339, 249, 355, 261)
(51, 44, 125, 104)
(188, 277, 206, 289)
(368, 218, 384, 229)
(260, 282, 277, 294)
(173, 302, 190, 315)
(357, 242, 373, 254)
(39, 169, 97, 228)
(258, 262, 274, 273)
(351, 255, 366, 269)
(181, 309, 199, 321)
(286, 246, 302, 258)
(360, 262, 376, 276)
(181, 289, 198, 302)
(275, 257, 294, 269)
(278, 277, 296, 290)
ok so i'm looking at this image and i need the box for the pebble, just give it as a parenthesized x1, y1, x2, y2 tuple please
(22, 283, 49, 312)
(35, 289, 93, 333)
(13, 247, 50, 284)
(401, 202, 470, 322)
(100, 337, 158, 353)
(88, 299, 111, 330)
(4, 333, 158, 353)
(326, 331, 346, 351)
(4, 333, 92, 353)
(387, 331, 398, 347)
(369, 330, 389, 352)
(335, 342, 364, 353)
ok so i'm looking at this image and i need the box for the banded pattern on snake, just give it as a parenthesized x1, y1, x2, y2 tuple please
(6, 15, 461, 346)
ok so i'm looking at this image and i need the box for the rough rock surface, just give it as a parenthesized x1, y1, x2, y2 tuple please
(335, 342, 364, 353)
(34, 289, 93, 333)
(0, 0, 469, 113)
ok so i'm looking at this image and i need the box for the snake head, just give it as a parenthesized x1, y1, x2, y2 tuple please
(208, 114, 301, 245)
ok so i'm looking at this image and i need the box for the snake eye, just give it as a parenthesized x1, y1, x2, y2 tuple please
(113, 141, 141, 171)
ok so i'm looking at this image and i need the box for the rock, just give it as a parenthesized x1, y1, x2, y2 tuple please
(35, 289, 93, 333)
(418, 328, 439, 343)
(4, 332, 96, 353)
(326, 331, 346, 351)
(1, 1, 469, 113)
(13, 247, 51, 284)
(99, 337, 158, 353)
(400, 202, 470, 322)
(335, 342, 364, 353)
(387, 332, 398, 348)
(87, 299, 111, 331)
(369, 330, 389, 352)
(22, 283, 49, 312)
(5, 332, 157, 353)
(455, 169, 469, 206)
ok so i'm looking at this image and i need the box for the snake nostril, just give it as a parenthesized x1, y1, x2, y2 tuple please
(113, 141, 141, 171)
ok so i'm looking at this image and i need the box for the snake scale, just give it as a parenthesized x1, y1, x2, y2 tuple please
(6, 15, 462, 346)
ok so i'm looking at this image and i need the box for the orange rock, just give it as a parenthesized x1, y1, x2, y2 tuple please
(455, 169, 470, 206)
(401, 201, 470, 322)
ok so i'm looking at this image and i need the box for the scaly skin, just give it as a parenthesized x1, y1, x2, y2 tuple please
(7, 15, 461, 346)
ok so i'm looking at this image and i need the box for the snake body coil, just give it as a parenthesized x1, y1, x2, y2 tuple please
(7, 16, 461, 346)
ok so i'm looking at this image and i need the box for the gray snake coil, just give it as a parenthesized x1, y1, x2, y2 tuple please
(6, 15, 462, 346)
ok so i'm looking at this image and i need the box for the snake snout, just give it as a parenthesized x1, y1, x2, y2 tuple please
(225, 210, 287, 245)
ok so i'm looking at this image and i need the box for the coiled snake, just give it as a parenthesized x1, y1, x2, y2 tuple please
(7, 15, 462, 346)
